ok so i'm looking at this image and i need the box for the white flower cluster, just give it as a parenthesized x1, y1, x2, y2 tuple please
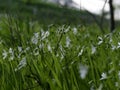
(79, 64, 89, 79)
(15, 57, 27, 71)
(100, 72, 107, 80)
(2, 48, 14, 61)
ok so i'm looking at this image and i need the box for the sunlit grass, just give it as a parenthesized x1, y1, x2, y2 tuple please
(0, 15, 120, 90)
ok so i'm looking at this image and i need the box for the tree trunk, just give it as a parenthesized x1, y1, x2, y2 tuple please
(109, 0, 115, 32)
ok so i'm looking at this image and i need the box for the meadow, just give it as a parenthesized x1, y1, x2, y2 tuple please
(0, 0, 120, 90)
(0, 14, 120, 90)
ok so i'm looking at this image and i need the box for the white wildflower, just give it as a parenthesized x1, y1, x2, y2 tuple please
(15, 57, 27, 71)
(59, 45, 65, 60)
(64, 26, 70, 33)
(109, 38, 112, 43)
(41, 31, 50, 40)
(41, 30, 45, 36)
(39, 43, 44, 49)
(78, 47, 84, 56)
(66, 36, 71, 47)
(33, 48, 39, 56)
(98, 36, 103, 45)
(61, 54, 64, 60)
(31, 36, 38, 45)
(18, 46, 22, 52)
(118, 42, 120, 46)
(104, 33, 112, 38)
(98, 41, 103, 45)
(34, 32, 39, 38)
(117, 42, 120, 49)
(79, 64, 89, 79)
(24, 47, 30, 53)
(9, 48, 13, 54)
(59, 45, 65, 53)
(71, 61, 75, 65)
(2, 50, 8, 59)
(31, 32, 39, 45)
(72, 27, 77, 35)
(111, 45, 116, 50)
(10, 55, 14, 61)
(91, 45, 96, 54)
(100, 72, 107, 80)
(48, 44, 52, 53)
(9, 48, 14, 61)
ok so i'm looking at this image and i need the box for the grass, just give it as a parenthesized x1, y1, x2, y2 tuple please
(0, 15, 120, 90)
(0, 1, 120, 90)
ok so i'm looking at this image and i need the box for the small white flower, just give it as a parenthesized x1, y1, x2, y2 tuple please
(9, 48, 14, 61)
(91, 45, 96, 54)
(109, 38, 112, 43)
(2, 50, 8, 59)
(41, 31, 50, 40)
(78, 47, 84, 56)
(100, 72, 107, 80)
(48, 44, 52, 53)
(9, 48, 13, 54)
(98, 36, 103, 45)
(10, 55, 14, 61)
(72, 27, 77, 35)
(64, 26, 70, 33)
(31, 36, 38, 45)
(15, 57, 27, 71)
(33, 48, 39, 56)
(111, 45, 116, 50)
(34, 32, 39, 38)
(24, 47, 30, 53)
(31, 32, 39, 45)
(98, 41, 103, 45)
(61, 54, 64, 60)
(117, 42, 120, 49)
(79, 64, 89, 79)
(39, 43, 44, 49)
(18, 46, 22, 52)
(66, 36, 71, 47)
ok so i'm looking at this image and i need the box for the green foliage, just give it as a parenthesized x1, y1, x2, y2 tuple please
(0, 15, 120, 90)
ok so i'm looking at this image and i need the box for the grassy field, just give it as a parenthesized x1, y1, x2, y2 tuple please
(0, 0, 120, 90)
(0, 15, 120, 90)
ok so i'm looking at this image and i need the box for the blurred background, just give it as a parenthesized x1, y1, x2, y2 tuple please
(0, 0, 120, 30)
(47, 0, 120, 20)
